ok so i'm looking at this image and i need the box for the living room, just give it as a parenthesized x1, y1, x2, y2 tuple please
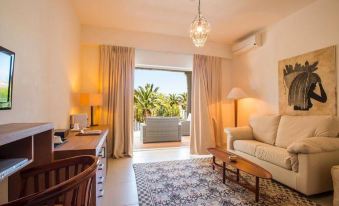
(0, 0, 339, 206)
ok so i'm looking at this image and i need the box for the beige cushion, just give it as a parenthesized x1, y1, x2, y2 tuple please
(233, 140, 268, 156)
(249, 115, 281, 145)
(255, 145, 292, 170)
(287, 137, 339, 154)
(332, 165, 339, 206)
(275, 115, 336, 148)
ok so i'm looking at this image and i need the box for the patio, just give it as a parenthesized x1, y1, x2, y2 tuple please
(133, 130, 190, 150)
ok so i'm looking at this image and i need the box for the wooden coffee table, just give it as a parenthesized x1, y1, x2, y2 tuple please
(208, 148, 272, 202)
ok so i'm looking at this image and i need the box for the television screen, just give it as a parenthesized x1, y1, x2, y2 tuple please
(0, 46, 15, 110)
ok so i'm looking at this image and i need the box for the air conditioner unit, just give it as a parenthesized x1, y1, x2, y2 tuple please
(232, 33, 262, 55)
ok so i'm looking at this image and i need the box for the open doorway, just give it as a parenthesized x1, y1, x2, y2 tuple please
(133, 67, 192, 151)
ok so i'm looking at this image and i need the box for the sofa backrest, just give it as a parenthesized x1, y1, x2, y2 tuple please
(275, 115, 337, 148)
(145, 117, 179, 131)
(249, 115, 281, 145)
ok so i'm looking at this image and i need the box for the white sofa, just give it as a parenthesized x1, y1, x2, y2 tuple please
(333, 165, 339, 206)
(225, 115, 339, 195)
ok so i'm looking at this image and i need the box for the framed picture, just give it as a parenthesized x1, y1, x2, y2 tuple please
(0, 46, 15, 110)
(278, 46, 336, 115)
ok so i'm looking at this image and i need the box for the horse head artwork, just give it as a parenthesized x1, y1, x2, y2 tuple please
(283, 61, 327, 111)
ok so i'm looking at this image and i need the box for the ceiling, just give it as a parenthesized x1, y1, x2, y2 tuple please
(71, 0, 316, 44)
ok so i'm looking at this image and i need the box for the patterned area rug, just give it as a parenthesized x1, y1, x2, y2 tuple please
(133, 158, 318, 206)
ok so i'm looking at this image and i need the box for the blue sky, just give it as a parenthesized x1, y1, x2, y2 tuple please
(134, 69, 187, 94)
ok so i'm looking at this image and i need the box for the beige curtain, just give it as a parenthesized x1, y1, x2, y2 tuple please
(99, 45, 135, 158)
(191, 54, 224, 154)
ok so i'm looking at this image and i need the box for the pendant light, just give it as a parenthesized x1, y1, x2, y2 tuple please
(190, 0, 211, 47)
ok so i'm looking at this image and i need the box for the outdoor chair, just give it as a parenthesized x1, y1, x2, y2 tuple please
(141, 117, 181, 143)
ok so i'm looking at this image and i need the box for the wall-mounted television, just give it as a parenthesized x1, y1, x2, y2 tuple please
(0, 46, 15, 110)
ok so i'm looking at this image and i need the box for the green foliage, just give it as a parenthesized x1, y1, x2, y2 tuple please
(0, 87, 9, 102)
(0, 86, 11, 108)
(134, 84, 159, 122)
(134, 84, 187, 123)
(168, 93, 180, 106)
(178, 92, 187, 110)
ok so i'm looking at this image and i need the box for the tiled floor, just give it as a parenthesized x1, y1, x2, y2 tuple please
(102, 147, 333, 206)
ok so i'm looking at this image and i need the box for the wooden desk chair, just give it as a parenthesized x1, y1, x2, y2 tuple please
(3, 155, 98, 206)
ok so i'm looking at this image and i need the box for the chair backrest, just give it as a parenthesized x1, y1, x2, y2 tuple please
(145, 117, 179, 129)
(3, 155, 98, 206)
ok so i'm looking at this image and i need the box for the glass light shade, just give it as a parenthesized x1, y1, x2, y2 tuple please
(190, 15, 210, 47)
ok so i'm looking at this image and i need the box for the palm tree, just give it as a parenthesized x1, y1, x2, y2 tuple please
(134, 84, 159, 122)
(164, 94, 180, 117)
(154, 93, 168, 116)
(179, 92, 187, 111)
(168, 93, 180, 106)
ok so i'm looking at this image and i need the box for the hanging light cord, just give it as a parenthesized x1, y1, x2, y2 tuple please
(198, 0, 201, 17)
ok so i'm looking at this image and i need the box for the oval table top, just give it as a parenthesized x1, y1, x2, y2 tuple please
(208, 148, 272, 179)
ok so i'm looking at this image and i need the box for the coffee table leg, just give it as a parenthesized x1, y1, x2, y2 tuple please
(236, 169, 239, 182)
(222, 162, 226, 184)
(212, 156, 215, 170)
(255, 177, 259, 202)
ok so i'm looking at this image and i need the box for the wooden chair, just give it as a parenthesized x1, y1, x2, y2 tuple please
(3, 155, 98, 206)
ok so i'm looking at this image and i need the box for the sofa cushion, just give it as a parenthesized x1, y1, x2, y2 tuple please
(233, 140, 268, 156)
(275, 115, 336, 148)
(255, 145, 292, 170)
(287, 137, 339, 154)
(249, 115, 281, 145)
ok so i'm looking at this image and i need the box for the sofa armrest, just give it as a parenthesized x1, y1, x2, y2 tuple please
(332, 165, 339, 206)
(178, 125, 182, 141)
(225, 126, 253, 151)
(297, 150, 339, 195)
(140, 124, 147, 140)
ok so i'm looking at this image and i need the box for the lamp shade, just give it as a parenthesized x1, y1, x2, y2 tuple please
(79, 93, 103, 106)
(227, 87, 248, 100)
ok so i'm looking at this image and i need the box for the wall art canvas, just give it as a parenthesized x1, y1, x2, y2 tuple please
(278, 46, 336, 115)
(0, 46, 15, 110)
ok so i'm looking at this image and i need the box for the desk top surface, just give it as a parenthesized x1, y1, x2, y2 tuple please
(0, 123, 54, 146)
(54, 126, 109, 152)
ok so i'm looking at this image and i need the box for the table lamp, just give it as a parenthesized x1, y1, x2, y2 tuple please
(227, 87, 248, 127)
(79, 93, 103, 126)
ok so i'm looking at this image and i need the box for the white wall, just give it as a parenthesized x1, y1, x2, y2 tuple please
(0, 0, 81, 128)
(81, 25, 232, 59)
(232, 0, 339, 126)
(80, 45, 194, 92)
(135, 49, 193, 71)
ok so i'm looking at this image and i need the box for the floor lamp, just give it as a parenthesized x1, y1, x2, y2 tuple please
(227, 87, 248, 127)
